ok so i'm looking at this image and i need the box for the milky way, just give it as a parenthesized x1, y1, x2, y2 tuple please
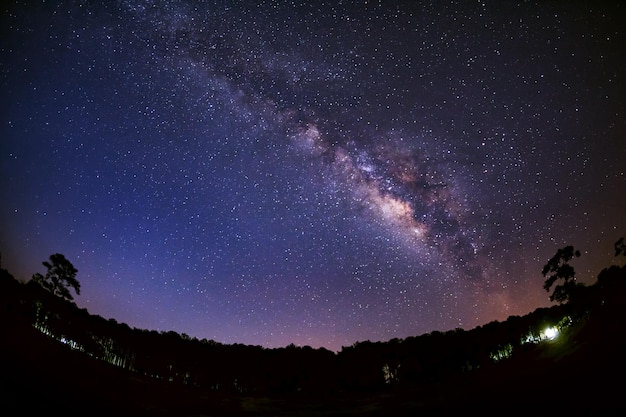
(2, 1, 625, 351)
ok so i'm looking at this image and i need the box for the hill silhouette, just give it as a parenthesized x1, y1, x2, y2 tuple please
(1, 244, 626, 416)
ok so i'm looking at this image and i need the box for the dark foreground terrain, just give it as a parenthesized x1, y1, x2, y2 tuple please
(2, 304, 625, 417)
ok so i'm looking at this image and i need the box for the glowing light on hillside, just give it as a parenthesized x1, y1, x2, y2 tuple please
(542, 327, 558, 340)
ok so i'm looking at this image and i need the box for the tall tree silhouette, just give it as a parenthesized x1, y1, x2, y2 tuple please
(32, 253, 81, 301)
(615, 237, 626, 257)
(542, 245, 580, 304)
(595, 236, 626, 305)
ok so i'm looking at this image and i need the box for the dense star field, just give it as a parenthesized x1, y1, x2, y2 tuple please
(1, 1, 625, 352)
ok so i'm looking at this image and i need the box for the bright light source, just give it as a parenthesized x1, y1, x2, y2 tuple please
(542, 327, 558, 340)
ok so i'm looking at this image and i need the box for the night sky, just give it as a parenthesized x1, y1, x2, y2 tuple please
(2, 1, 625, 352)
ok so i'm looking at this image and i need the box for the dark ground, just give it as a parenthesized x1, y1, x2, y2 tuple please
(2, 306, 625, 417)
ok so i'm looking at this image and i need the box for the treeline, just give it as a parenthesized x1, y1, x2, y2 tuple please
(1, 246, 625, 396)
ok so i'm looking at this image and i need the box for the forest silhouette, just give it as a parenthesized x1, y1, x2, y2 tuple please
(1, 237, 625, 416)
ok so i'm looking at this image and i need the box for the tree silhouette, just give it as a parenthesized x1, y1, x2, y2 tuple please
(542, 245, 580, 304)
(32, 253, 80, 301)
(615, 237, 626, 258)
(594, 236, 626, 305)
